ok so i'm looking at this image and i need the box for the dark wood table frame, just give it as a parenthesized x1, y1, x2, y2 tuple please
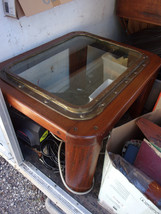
(0, 32, 161, 192)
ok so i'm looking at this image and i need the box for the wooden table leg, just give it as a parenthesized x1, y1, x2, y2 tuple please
(65, 135, 101, 192)
(129, 75, 157, 118)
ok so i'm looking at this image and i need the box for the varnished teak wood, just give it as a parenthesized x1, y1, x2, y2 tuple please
(0, 32, 161, 192)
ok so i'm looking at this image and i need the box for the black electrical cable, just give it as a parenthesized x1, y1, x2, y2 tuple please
(40, 134, 65, 172)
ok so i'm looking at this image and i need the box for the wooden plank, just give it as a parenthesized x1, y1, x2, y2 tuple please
(136, 117, 161, 149)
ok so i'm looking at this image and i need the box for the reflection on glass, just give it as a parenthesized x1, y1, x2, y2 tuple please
(9, 35, 141, 107)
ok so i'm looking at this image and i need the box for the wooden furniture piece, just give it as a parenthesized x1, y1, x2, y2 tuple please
(116, 0, 161, 115)
(0, 32, 161, 192)
(116, 0, 161, 26)
(116, 0, 161, 34)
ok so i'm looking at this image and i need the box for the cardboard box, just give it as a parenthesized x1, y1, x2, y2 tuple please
(2, 0, 24, 18)
(98, 109, 161, 214)
(3, 0, 72, 19)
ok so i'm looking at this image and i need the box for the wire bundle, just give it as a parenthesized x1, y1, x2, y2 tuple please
(40, 133, 65, 173)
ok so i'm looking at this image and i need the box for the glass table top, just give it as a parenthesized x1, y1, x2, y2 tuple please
(0, 32, 148, 120)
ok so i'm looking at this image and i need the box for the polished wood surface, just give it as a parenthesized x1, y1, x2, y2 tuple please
(116, 0, 161, 26)
(1, 32, 161, 192)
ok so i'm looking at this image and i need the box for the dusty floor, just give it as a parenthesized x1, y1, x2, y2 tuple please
(0, 156, 49, 214)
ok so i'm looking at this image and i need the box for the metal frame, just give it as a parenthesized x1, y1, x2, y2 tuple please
(0, 89, 23, 165)
(0, 89, 91, 214)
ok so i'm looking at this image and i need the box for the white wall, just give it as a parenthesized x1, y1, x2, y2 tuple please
(0, 0, 124, 62)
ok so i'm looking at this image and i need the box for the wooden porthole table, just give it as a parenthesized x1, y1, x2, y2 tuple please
(0, 32, 161, 192)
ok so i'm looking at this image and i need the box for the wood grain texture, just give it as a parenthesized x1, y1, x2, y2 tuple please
(65, 134, 101, 192)
(0, 32, 161, 191)
(116, 0, 161, 26)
